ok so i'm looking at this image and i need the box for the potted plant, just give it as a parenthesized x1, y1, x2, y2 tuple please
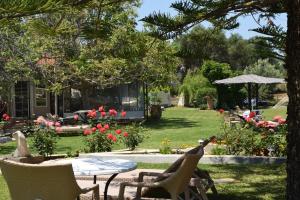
(149, 92, 162, 120)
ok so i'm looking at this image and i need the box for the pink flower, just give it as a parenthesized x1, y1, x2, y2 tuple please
(115, 129, 122, 135)
(112, 136, 117, 142)
(98, 106, 104, 112)
(101, 112, 106, 117)
(109, 109, 117, 117)
(55, 127, 62, 133)
(273, 115, 283, 122)
(96, 123, 102, 129)
(104, 124, 109, 130)
(123, 132, 128, 137)
(100, 128, 106, 133)
(278, 118, 286, 124)
(121, 111, 126, 117)
(55, 122, 61, 127)
(83, 129, 92, 136)
(47, 121, 54, 127)
(92, 127, 97, 132)
(256, 121, 266, 128)
(74, 114, 79, 121)
(2, 113, 8, 118)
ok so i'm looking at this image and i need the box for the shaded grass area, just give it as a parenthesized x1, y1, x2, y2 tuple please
(261, 107, 287, 120)
(138, 163, 286, 200)
(0, 163, 285, 200)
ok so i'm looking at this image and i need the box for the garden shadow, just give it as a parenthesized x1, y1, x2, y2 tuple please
(144, 117, 198, 130)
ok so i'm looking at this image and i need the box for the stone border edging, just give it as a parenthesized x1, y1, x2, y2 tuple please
(79, 153, 286, 165)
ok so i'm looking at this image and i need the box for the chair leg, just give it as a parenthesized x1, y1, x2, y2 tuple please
(94, 186, 100, 200)
(77, 196, 80, 200)
(118, 183, 126, 200)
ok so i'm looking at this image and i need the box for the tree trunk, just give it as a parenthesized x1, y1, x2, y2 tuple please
(286, 0, 300, 199)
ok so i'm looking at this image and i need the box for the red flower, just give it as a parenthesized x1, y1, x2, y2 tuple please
(98, 106, 104, 112)
(101, 112, 106, 117)
(104, 124, 109, 130)
(245, 117, 252, 123)
(87, 110, 97, 119)
(218, 109, 225, 114)
(100, 128, 106, 133)
(121, 111, 126, 117)
(109, 109, 117, 117)
(96, 123, 102, 129)
(249, 111, 256, 118)
(123, 132, 128, 137)
(107, 133, 113, 140)
(74, 114, 79, 121)
(55, 122, 61, 127)
(112, 136, 117, 142)
(83, 129, 92, 136)
(115, 129, 122, 135)
(92, 127, 97, 132)
(2, 114, 10, 121)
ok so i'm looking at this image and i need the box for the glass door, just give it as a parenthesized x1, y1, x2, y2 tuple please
(15, 81, 30, 118)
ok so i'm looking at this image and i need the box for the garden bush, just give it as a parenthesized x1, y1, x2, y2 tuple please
(218, 112, 287, 157)
(32, 127, 58, 157)
(81, 107, 145, 153)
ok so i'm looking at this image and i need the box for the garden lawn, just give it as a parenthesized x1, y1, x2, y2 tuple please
(0, 163, 285, 200)
(138, 163, 286, 200)
(0, 107, 287, 155)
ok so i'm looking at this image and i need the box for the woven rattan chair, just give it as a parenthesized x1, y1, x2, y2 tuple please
(0, 159, 99, 200)
(118, 153, 202, 200)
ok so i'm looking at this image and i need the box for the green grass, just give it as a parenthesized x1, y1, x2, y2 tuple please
(0, 163, 285, 200)
(140, 107, 223, 148)
(137, 163, 286, 200)
(0, 107, 287, 155)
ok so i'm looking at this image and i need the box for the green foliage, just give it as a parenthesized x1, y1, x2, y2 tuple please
(201, 60, 232, 83)
(122, 123, 146, 150)
(244, 59, 286, 98)
(84, 131, 113, 153)
(32, 127, 58, 157)
(179, 69, 216, 107)
(159, 138, 172, 154)
(219, 121, 287, 157)
(211, 145, 227, 155)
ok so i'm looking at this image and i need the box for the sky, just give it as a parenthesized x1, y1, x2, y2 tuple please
(136, 0, 287, 39)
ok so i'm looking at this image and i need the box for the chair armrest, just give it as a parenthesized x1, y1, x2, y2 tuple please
(138, 171, 173, 182)
(80, 184, 99, 194)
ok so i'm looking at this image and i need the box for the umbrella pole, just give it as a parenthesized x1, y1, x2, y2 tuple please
(248, 83, 252, 111)
(255, 84, 259, 110)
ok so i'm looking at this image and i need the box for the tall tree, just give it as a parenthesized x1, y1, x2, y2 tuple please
(142, 0, 299, 199)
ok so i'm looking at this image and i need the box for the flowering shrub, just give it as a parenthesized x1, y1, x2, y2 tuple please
(121, 123, 146, 150)
(219, 111, 287, 157)
(32, 127, 58, 157)
(32, 116, 63, 156)
(0, 113, 10, 130)
(82, 106, 145, 153)
(159, 138, 172, 154)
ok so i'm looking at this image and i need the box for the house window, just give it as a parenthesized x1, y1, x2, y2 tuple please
(36, 87, 47, 107)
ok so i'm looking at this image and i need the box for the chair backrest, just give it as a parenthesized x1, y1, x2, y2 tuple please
(158, 154, 201, 196)
(0, 159, 81, 200)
